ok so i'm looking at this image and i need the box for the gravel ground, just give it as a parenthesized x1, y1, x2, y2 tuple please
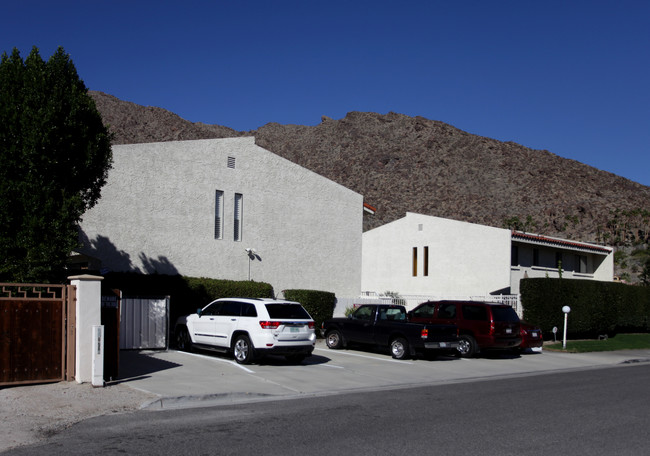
(0, 381, 157, 452)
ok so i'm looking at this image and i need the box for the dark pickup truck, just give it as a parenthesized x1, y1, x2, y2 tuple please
(321, 304, 459, 359)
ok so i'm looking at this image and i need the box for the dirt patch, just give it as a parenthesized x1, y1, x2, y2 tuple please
(0, 381, 157, 452)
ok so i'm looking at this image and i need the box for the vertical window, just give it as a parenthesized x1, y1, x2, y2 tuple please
(556, 252, 563, 269)
(412, 247, 418, 277)
(227, 156, 236, 169)
(234, 193, 243, 241)
(533, 248, 539, 266)
(214, 190, 223, 239)
(423, 246, 429, 276)
(511, 245, 519, 266)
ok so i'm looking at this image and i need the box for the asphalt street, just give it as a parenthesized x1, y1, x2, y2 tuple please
(4, 363, 650, 455)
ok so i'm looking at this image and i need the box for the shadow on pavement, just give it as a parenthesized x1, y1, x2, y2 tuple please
(115, 350, 182, 384)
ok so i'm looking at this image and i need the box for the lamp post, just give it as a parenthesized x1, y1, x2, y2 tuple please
(562, 305, 571, 349)
(245, 248, 257, 281)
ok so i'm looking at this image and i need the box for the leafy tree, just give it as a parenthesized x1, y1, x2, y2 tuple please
(0, 46, 112, 282)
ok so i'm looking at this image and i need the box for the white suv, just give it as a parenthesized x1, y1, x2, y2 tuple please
(174, 298, 316, 364)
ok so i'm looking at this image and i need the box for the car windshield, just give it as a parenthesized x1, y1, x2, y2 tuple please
(265, 303, 311, 319)
(491, 306, 520, 322)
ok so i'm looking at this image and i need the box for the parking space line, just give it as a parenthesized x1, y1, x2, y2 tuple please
(314, 347, 414, 364)
(171, 350, 256, 373)
(311, 363, 345, 369)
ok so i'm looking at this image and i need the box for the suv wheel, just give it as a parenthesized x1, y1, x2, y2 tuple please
(390, 337, 409, 360)
(457, 334, 477, 358)
(233, 335, 254, 364)
(176, 326, 192, 352)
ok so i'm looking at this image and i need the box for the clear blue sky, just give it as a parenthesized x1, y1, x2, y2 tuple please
(3, 1, 649, 186)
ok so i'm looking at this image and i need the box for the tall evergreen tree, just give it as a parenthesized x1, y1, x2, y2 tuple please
(0, 46, 112, 282)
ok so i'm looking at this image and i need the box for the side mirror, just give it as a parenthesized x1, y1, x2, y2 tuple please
(196, 308, 202, 317)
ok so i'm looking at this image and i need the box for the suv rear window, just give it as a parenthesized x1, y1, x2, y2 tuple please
(491, 306, 520, 322)
(462, 305, 488, 321)
(265, 303, 311, 319)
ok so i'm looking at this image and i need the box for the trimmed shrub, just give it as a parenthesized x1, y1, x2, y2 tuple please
(100, 272, 273, 324)
(283, 289, 336, 332)
(521, 278, 650, 338)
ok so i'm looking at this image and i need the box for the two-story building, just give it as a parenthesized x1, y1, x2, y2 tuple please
(361, 212, 614, 311)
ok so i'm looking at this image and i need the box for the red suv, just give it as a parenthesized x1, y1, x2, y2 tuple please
(408, 301, 521, 357)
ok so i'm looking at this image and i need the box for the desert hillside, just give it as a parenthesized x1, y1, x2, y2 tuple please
(90, 90, 650, 247)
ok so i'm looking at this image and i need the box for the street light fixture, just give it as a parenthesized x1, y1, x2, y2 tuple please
(562, 305, 571, 349)
(245, 248, 257, 281)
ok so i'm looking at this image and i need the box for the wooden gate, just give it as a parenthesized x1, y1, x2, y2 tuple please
(0, 283, 76, 386)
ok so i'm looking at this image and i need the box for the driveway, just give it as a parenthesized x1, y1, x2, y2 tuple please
(118, 340, 650, 410)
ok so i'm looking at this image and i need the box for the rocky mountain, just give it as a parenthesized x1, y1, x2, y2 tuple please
(89, 91, 650, 247)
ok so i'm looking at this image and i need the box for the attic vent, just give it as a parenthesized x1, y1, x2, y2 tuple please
(227, 156, 236, 169)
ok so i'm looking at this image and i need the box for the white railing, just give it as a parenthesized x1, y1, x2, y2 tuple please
(353, 292, 522, 316)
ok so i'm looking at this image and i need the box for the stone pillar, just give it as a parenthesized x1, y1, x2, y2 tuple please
(68, 275, 103, 383)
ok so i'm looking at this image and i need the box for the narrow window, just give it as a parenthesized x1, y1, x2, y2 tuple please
(556, 252, 563, 270)
(234, 193, 243, 241)
(412, 247, 418, 277)
(423, 246, 429, 276)
(533, 248, 539, 266)
(227, 156, 236, 169)
(511, 245, 519, 266)
(214, 190, 224, 239)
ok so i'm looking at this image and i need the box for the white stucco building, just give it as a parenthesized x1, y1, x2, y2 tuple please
(78, 137, 363, 298)
(362, 213, 512, 297)
(361, 212, 614, 302)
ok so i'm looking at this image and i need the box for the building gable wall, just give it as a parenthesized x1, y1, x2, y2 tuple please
(361, 213, 512, 296)
(79, 137, 363, 298)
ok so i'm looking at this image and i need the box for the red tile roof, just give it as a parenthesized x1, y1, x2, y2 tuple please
(512, 231, 612, 254)
(363, 202, 377, 214)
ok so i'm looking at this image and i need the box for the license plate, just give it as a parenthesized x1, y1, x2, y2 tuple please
(531, 332, 538, 338)
(290, 327, 300, 333)
(506, 328, 512, 334)
(439, 342, 447, 348)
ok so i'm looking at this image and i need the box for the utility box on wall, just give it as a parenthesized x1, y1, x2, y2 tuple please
(91, 325, 104, 387)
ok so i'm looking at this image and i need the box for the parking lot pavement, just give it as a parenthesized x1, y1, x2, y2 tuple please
(117, 341, 650, 410)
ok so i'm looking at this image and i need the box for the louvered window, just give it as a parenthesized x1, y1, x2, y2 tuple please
(234, 193, 243, 241)
(214, 190, 224, 239)
(227, 156, 236, 169)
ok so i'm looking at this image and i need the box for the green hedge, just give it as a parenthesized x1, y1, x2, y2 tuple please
(521, 278, 650, 338)
(101, 272, 273, 325)
(283, 289, 336, 332)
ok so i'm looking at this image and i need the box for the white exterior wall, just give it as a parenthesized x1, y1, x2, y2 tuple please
(361, 213, 512, 296)
(79, 137, 363, 298)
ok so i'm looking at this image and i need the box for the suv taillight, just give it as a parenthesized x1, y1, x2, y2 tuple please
(308, 322, 315, 329)
(421, 328, 429, 339)
(490, 321, 495, 336)
(259, 321, 281, 329)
